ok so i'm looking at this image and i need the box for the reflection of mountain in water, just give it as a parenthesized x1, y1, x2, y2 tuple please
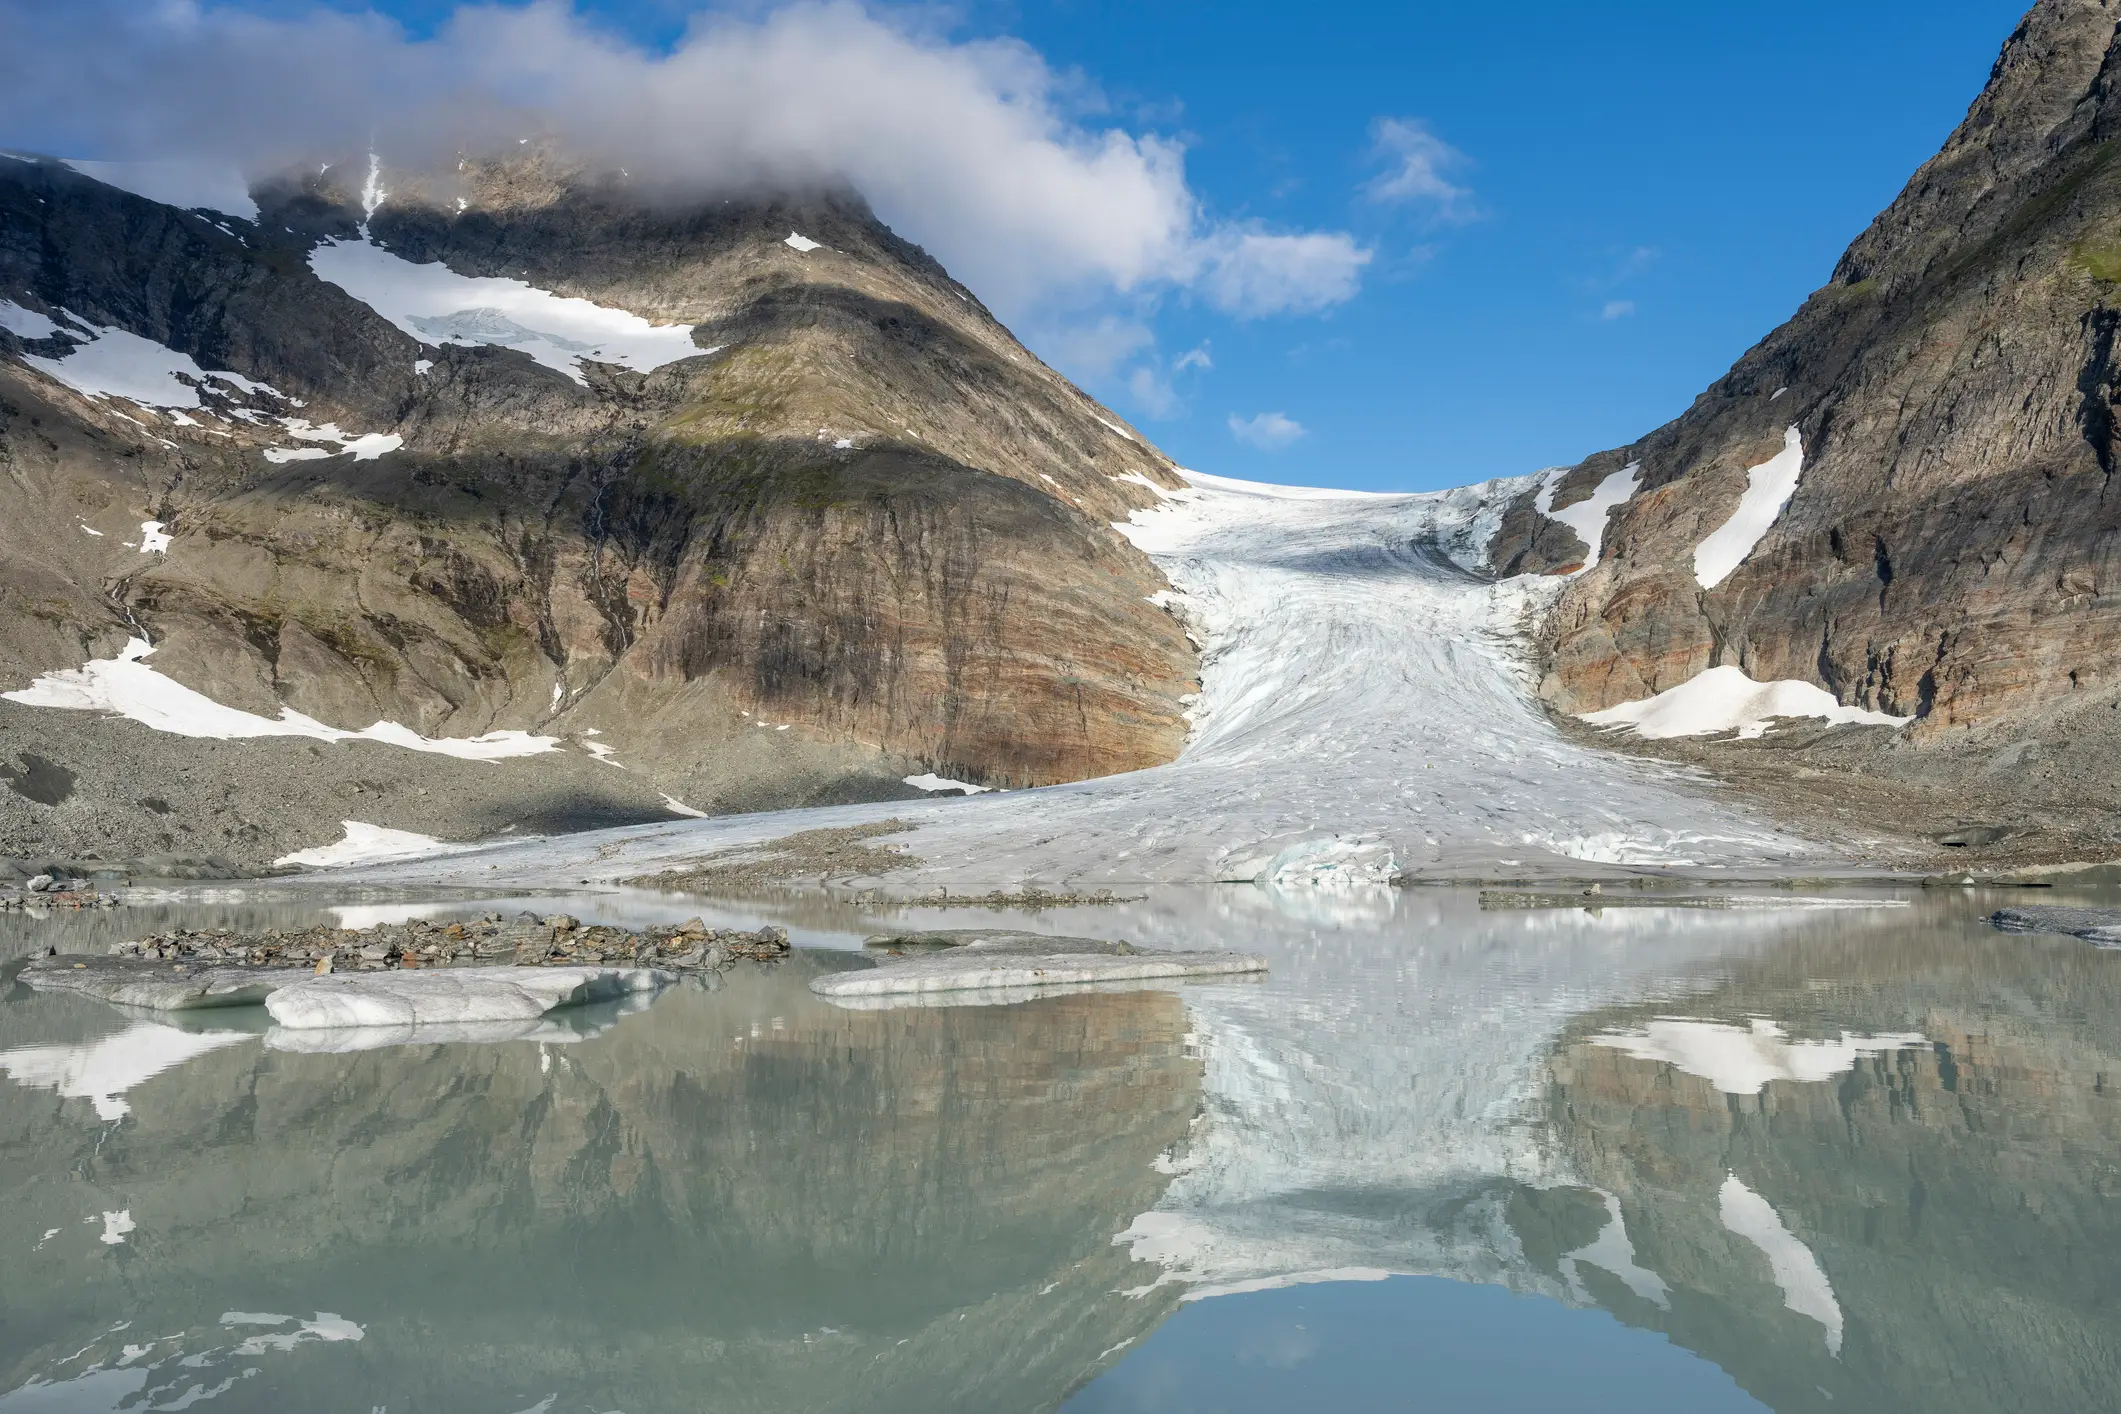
(1113, 889, 2121, 1412)
(0, 960, 1201, 1413)
(1533, 926, 2121, 1414)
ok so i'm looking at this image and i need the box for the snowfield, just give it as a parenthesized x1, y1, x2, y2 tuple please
(343, 468, 1817, 891)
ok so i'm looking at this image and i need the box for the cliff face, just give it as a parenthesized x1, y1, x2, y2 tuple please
(0, 151, 1196, 863)
(1522, 0, 2121, 748)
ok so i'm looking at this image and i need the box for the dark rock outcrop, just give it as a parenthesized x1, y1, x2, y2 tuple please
(1519, 1, 2121, 757)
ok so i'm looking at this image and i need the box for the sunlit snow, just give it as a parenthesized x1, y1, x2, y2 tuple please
(308, 237, 705, 385)
(2, 637, 560, 759)
(1694, 425, 1804, 588)
(1580, 664, 1910, 740)
(274, 821, 470, 869)
(905, 773, 991, 795)
(136, 520, 170, 554)
(783, 231, 822, 252)
(1533, 461, 1638, 572)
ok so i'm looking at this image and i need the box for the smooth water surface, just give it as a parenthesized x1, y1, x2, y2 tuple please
(4, 883, 2119, 1412)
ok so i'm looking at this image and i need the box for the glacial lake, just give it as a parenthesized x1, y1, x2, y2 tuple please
(3, 882, 2119, 1412)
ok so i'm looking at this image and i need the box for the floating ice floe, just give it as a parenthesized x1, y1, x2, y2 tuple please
(813, 931, 1265, 1005)
(308, 236, 706, 385)
(2, 637, 561, 760)
(1588, 1016, 1926, 1094)
(1694, 425, 1804, 588)
(263, 966, 668, 1030)
(1579, 664, 1911, 739)
(1532, 460, 1639, 573)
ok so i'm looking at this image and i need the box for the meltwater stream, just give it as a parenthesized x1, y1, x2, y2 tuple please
(4, 882, 2120, 1413)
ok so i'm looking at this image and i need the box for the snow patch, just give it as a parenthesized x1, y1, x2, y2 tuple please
(904, 773, 991, 795)
(661, 793, 708, 818)
(1694, 425, 1803, 588)
(14, 312, 289, 414)
(273, 821, 469, 870)
(136, 520, 170, 554)
(1532, 461, 1638, 573)
(270, 419, 402, 462)
(98, 1211, 135, 1246)
(3, 637, 562, 759)
(1590, 1016, 1926, 1094)
(1719, 1174, 1843, 1354)
(308, 237, 704, 385)
(0, 299, 61, 340)
(62, 159, 257, 220)
(784, 231, 822, 252)
(1580, 664, 1911, 740)
(1096, 416, 1136, 442)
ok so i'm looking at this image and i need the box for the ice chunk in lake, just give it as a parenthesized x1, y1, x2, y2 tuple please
(308, 237, 705, 385)
(263, 967, 669, 1030)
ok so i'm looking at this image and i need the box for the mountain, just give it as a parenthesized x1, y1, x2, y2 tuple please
(0, 151, 1196, 871)
(1502, 0, 2121, 853)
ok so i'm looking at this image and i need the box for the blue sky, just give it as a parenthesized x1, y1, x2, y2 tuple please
(14, 1, 2031, 491)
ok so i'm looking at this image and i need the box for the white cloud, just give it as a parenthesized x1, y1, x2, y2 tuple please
(1602, 299, 1636, 320)
(1228, 411, 1304, 451)
(1127, 365, 1178, 418)
(1047, 315, 1156, 379)
(0, 0, 1370, 321)
(1174, 342, 1212, 373)
(1195, 228, 1372, 318)
(1364, 117, 1474, 223)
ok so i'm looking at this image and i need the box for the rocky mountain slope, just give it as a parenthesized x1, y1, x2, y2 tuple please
(1503, 0, 2121, 855)
(0, 151, 1196, 871)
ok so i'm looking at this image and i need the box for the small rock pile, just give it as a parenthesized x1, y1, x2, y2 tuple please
(106, 914, 793, 972)
(3, 874, 119, 910)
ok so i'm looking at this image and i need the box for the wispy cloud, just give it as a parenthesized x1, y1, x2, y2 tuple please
(1174, 342, 1212, 373)
(1363, 117, 1475, 224)
(1228, 411, 1305, 451)
(1601, 300, 1636, 321)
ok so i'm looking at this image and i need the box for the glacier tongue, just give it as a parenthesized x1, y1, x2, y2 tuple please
(332, 467, 1816, 889)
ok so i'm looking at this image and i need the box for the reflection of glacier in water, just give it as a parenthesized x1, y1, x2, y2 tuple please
(1104, 887, 1925, 1301)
